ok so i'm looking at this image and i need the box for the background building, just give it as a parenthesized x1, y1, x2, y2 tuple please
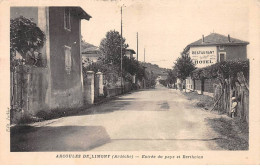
(125, 49, 136, 59)
(184, 33, 249, 68)
(82, 45, 102, 67)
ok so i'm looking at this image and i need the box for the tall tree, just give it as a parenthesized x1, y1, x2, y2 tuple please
(166, 69, 177, 84)
(173, 51, 196, 80)
(10, 16, 45, 58)
(123, 57, 145, 80)
(99, 30, 128, 65)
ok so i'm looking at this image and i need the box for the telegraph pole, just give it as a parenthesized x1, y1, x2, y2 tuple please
(144, 48, 145, 62)
(136, 32, 139, 61)
(120, 6, 123, 93)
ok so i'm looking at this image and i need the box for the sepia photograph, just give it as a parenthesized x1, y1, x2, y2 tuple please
(1, 0, 260, 165)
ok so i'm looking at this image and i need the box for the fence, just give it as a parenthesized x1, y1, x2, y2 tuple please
(213, 72, 249, 123)
(192, 78, 219, 96)
(104, 82, 132, 98)
(10, 65, 49, 123)
(106, 87, 123, 97)
(187, 70, 249, 123)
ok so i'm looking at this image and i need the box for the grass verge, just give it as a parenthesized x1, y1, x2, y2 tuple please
(182, 91, 214, 111)
(181, 90, 249, 150)
(206, 117, 249, 150)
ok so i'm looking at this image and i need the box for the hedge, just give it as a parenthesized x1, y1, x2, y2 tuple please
(191, 60, 249, 80)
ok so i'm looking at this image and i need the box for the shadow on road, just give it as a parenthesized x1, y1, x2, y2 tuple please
(111, 138, 221, 141)
(11, 125, 111, 151)
(76, 98, 171, 116)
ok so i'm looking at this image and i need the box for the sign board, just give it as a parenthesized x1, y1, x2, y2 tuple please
(190, 46, 217, 68)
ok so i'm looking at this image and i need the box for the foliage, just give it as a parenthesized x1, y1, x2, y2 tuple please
(191, 60, 249, 81)
(99, 30, 129, 65)
(159, 80, 168, 87)
(173, 51, 196, 80)
(144, 70, 157, 88)
(83, 62, 119, 75)
(123, 57, 145, 80)
(10, 16, 45, 58)
(83, 62, 121, 88)
(10, 58, 24, 72)
(90, 30, 158, 88)
(157, 69, 177, 88)
(166, 69, 177, 84)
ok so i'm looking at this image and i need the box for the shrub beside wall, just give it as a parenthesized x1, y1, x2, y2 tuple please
(191, 60, 249, 123)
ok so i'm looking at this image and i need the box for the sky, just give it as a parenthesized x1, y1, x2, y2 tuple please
(80, 0, 249, 69)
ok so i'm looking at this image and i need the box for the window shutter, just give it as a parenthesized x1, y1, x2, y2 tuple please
(64, 46, 72, 74)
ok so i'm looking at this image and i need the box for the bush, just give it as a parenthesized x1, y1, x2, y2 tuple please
(10, 16, 45, 57)
(191, 60, 249, 80)
(83, 62, 121, 88)
(123, 57, 145, 81)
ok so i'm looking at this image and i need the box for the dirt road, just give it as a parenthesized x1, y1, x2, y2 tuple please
(11, 85, 224, 151)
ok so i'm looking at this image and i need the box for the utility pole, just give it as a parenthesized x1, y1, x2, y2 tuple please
(144, 48, 145, 62)
(136, 32, 139, 61)
(120, 6, 123, 93)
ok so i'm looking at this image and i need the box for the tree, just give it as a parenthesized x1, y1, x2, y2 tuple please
(173, 51, 196, 81)
(10, 16, 45, 58)
(145, 70, 156, 88)
(99, 30, 128, 65)
(122, 57, 145, 80)
(166, 69, 177, 87)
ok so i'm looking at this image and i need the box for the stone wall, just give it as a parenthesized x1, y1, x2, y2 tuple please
(11, 68, 134, 123)
(11, 66, 50, 123)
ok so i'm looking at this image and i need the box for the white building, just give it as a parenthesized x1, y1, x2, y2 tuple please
(125, 49, 136, 59)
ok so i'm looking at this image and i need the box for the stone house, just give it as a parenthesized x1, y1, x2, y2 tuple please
(183, 33, 249, 95)
(82, 46, 102, 67)
(10, 7, 91, 119)
(184, 33, 249, 68)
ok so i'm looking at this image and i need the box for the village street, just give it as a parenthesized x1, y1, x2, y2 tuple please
(11, 85, 225, 151)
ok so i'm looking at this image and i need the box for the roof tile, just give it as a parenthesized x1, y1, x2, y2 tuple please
(188, 33, 249, 47)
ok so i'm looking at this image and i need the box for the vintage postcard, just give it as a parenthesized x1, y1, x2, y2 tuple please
(0, 0, 260, 165)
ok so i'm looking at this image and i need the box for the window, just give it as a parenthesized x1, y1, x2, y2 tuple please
(219, 45, 224, 50)
(219, 52, 226, 62)
(64, 46, 72, 74)
(64, 8, 71, 31)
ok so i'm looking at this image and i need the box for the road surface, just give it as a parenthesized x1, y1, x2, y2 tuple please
(11, 85, 224, 151)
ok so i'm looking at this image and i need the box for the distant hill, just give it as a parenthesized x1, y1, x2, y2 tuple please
(141, 62, 169, 77)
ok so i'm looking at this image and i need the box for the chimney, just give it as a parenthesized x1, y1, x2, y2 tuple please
(202, 35, 205, 43)
(228, 34, 231, 42)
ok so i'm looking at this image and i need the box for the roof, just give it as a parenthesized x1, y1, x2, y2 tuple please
(82, 50, 100, 55)
(82, 46, 100, 55)
(81, 46, 101, 55)
(69, 7, 92, 20)
(82, 46, 99, 52)
(125, 49, 136, 54)
(186, 33, 249, 49)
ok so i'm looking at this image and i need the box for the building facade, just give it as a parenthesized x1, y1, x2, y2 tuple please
(125, 49, 136, 59)
(11, 7, 91, 114)
(184, 33, 249, 68)
(184, 33, 249, 95)
(82, 46, 102, 67)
